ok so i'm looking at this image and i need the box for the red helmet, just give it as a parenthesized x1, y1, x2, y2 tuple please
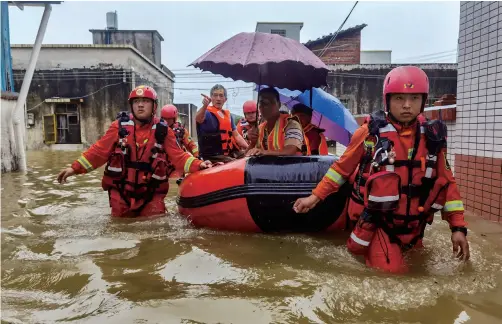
(128, 85, 158, 102)
(128, 85, 158, 115)
(383, 66, 429, 111)
(242, 100, 257, 114)
(161, 104, 178, 119)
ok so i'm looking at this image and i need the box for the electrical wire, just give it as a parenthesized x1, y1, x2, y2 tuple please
(26, 81, 124, 112)
(318, 1, 359, 58)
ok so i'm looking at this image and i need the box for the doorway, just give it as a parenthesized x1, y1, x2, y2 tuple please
(55, 103, 81, 144)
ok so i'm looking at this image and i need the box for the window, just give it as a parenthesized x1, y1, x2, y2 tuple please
(271, 29, 286, 37)
(55, 103, 78, 113)
(43, 115, 56, 144)
(68, 115, 79, 125)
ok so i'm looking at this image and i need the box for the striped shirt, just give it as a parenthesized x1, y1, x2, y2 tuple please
(283, 119, 304, 150)
(258, 118, 304, 150)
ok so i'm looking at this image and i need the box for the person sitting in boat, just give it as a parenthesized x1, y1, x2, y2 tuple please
(161, 104, 199, 158)
(246, 87, 304, 156)
(291, 103, 329, 156)
(293, 66, 470, 274)
(196, 84, 249, 163)
(236, 100, 259, 147)
(56, 85, 214, 218)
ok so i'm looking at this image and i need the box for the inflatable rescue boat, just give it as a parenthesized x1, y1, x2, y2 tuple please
(177, 155, 350, 232)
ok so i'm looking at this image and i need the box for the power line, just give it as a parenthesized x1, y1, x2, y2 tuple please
(26, 81, 124, 112)
(15, 74, 248, 84)
(318, 1, 359, 58)
(393, 49, 457, 62)
(174, 86, 254, 91)
(329, 72, 457, 79)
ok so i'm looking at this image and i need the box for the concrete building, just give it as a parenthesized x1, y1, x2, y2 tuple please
(304, 25, 457, 116)
(453, 1, 502, 223)
(255, 22, 303, 41)
(327, 63, 458, 115)
(1, 1, 61, 173)
(9, 11, 175, 152)
(12, 44, 174, 150)
(360, 50, 392, 64)
(90, 26, 163, 69)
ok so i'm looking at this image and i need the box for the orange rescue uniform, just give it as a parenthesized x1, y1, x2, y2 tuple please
(312, 115, 466, 273)
(72, 118, 202, 218)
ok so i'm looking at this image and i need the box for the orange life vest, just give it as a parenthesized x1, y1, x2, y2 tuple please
(101, 112, 174, 213)
(303, 124, 329, 155)
(258, 114, 300, 151)
(346, 111, 449, 253)
(198, 106, 235, 157)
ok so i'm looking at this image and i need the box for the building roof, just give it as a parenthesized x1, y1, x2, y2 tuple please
(89, 29, 164, 42)
(304, 24, 368, 48)
(11, 44, 174, 81)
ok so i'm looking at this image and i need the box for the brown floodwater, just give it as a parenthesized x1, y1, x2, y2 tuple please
(2, 150, 502, 324)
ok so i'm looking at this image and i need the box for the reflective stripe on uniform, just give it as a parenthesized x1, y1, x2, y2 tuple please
(379, 124, 397, 133)
(407, 148, 414, 160)
(272, 119, 281, 150)
(325, 167, 346, 185)
(77, 156, 93, 172)
(368, 194, 400, 202)
(152, 174, 167, 180)
(364, 140, 375, 147)
(107, 166, 122, 172)
(184, 156, 196, 174)
(120, 120, 134, 126)
(444, 200, 464, 212)
(350, 232, 371, 246)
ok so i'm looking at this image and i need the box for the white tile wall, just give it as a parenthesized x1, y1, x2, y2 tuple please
(458, 1, 502, 159)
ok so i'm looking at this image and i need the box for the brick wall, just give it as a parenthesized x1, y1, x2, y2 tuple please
(307, 33, 362, 65)
(455, 1, 502, 222)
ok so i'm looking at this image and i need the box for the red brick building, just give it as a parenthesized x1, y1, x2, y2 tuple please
(304, 24, 367, 65)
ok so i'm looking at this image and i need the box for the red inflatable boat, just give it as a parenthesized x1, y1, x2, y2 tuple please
(177, 155, 350, 233)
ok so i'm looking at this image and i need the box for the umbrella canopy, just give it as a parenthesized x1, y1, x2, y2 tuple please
(189, 32, 329, 91)
(257, 86, 359, 146)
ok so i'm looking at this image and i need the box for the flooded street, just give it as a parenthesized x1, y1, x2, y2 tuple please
(2, 151, 502, 324)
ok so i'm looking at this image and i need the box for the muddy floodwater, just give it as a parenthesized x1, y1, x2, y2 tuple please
(2, 150, 502, 324)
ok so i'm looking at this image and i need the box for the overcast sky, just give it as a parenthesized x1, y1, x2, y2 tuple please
(9, 1, 460, 115)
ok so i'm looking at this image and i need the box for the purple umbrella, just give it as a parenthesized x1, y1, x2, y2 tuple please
(189, 32, 329, 91)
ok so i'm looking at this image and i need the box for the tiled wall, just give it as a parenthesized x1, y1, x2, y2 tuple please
(456, 1, 502, 222)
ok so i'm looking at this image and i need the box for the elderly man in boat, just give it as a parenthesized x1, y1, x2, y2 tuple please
(196, 84, 249, 163)
(246, 87, 305, 156)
